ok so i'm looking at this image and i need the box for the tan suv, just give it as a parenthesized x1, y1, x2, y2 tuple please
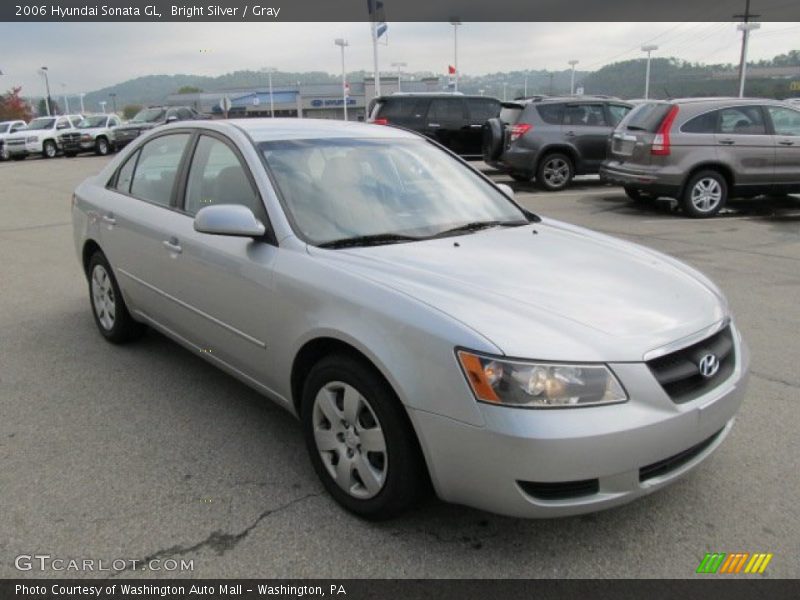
(600, 98, 800, 217)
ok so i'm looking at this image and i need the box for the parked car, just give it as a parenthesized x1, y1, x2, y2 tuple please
(72, 118, 748, 519)
(483, 96, 634, 190)
(4, 114, 83, 159)
(368, 93, 502, 158)
(600, 98, 800, 218)
(0, 119, 27, 160)
(61, 114, 123, 157)
(113, 106, 201, 148)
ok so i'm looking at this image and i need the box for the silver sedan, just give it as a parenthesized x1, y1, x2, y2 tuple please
(72, 119, 749, 519)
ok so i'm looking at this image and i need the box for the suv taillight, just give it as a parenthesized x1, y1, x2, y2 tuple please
(510, 123, 532, 142)
(651, 105, 679, 156)
(372, 118, 389, 125)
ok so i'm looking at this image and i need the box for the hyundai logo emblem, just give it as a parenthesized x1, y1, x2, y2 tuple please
(698, 353, 720, 378)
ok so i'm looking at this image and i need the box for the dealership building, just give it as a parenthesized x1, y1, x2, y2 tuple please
(165, 76, 445, 120)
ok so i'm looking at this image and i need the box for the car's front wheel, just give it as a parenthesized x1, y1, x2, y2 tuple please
(681, 170, 727, 218)
(0, 145, 9, 161)
(87, 251, 145, 343)
(301, 354, 427, 520)
(536, 153, 574, 191)
(95, 137, 110, 156)
(42, 140, 57, 159)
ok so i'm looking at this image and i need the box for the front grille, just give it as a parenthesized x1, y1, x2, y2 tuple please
(647, 326, 735, 404)
(639, 428, 723, 482)
(59, 132, 80, 142)
(518, 478, 599, 501)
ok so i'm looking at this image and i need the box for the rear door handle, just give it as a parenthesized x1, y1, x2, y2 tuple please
(778, 140, 795, 146)
(101, 213, 116, 226)
(718, 139, 735, 145)
(162, 238, 182, 254)
(427, 123, 441, 128)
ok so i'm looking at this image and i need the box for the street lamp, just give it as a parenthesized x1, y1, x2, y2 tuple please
(261, 67, 277, 118)
(99, 101, 107, 114)
(79, 93, 86, 114)
(60, 83, 70, 113)
(391, 62, 407, 92)
(737, 22, 761, 98)
(334, 38, 349, 121)
(641, 44, 658, 100)
(450, 20, 461, 92)
(109, 92, 117, 115)
(38, 66, 52, 116)
(568, 60, 579, 96)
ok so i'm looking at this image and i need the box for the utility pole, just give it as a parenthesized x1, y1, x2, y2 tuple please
(39, 66, 52, 116)
(734, 0, 761, 98)
(642, 45, 658, 100)
(450, 20, 461, 92)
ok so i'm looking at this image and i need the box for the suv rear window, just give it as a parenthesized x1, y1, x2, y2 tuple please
(536, 103, 565, 125)
(499, 104, 523, 124)
(466, 98, 500, 121)
(621, 103, 672, 132)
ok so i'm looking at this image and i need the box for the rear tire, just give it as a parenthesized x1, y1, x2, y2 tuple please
(680, 170, 727, 218)
(536, 153, 574, 191)
(301, 354, 428, 520)
(87, 251, 146, 344)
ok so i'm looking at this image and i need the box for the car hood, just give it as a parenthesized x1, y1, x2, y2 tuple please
(310, 219, 727, 361)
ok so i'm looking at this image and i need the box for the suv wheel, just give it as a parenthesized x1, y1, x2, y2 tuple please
(681, 170, 727, 218)
(95, 137, 110, 156)
(42, 140, 57, 159)
(537, 153, 574, 191)
(301, 354, 427, 520)
(624, 187, 656, 202)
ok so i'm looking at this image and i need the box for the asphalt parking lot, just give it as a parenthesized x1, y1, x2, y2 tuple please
(1, 154, 798, 579)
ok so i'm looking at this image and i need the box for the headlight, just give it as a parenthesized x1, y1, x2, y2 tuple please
(26, 136, 37, 143)
(457, 350, 627, 408)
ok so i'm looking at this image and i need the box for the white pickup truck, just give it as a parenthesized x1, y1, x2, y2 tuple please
(0, 120, 28, 160)
(5, 114, 83, 159)
(60, 114, 122, 157)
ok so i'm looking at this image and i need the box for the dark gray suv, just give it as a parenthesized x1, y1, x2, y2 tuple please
(483, 97, 633, 190)
(600, 98, 800, 218)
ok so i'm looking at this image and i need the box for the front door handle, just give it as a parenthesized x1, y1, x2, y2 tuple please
(718, 139, 735, 145)
(428, 123, 441, 128)
(778, 140, 795, 146)
(162, 238, 182, 254)
(101, 213, 116, 226)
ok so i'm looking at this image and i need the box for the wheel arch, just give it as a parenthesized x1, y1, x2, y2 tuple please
(81, 239, 103, 279)
(681, 162, 735, 196)
(535, 144, 580, 171)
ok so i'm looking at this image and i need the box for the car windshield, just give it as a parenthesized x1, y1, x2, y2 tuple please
(260, 137, 528, 246)
(79, 116, 107, 128)
(26, 118, 56, 130)
(130, 108, 165, 123)
(0, 123, 9, 134)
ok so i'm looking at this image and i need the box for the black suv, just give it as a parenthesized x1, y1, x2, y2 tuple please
(368, 93, 502, 158)
(113, 106, 201, 148)
(483, 96, 633, 190)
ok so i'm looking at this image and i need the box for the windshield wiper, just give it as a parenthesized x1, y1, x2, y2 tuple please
(318, 233, 422, 249)
(431, 219, 529, 239)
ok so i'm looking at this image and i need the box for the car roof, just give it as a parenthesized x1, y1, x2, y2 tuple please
(643, 97, 789, 106)
(226, 118, 420, 142)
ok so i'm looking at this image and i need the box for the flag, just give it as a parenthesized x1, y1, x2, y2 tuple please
(448, 65, 456, 75)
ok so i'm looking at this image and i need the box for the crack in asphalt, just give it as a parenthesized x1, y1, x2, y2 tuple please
(751, 370, 800, 389)
(106, 492, 321, 578)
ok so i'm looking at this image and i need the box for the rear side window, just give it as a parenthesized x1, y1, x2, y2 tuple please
(563, 104, 607, 127)
(607, 104, 632, 127)
(427, 98, 466, 121)
(466, 98, 500, 121)
(375, 97, 427, 120)
(682, 111, 719, 134)
(536, 103, 564, 125)
(621, 103, 672, 132)
(719, 106, 766, 135)
(129, 133, 191, 207)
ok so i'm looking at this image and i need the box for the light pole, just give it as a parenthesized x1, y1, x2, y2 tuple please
(479, 88, 485, 96)
(261, 67, 277, 117)
(109, 92, 117, 114)
(450, 20, 461, 92)
(335, 38, 349, 121)
(60, 83, 70, 113)
(99, 101, 107, 114)
(641, 44, 658, 100)
(568, 60, 579, 95)
(391, 62, 407, 92)
(524, 74, 528, 98)
(39, 66, 52, 116)
(79, 93, 86, 114)
(503, 82, 508, 101)
(737, 22, 760, 98)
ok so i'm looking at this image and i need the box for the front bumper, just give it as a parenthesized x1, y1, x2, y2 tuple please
(410, 327, 749, 518)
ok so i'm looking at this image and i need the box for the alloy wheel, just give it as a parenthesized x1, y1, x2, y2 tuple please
(690, 178, 722, 213)
(543, 158, 570, 188)
(312, 381, 388, 499)
(91, 264, 116, 331)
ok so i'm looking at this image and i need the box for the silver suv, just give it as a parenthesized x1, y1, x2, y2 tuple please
(600, 98, 800, 218)
(483, 97, 633, 190)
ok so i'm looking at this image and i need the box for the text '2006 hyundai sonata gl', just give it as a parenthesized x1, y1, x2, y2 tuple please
(72, 118, 749, 519)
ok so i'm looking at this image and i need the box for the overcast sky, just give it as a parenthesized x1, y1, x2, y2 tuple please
(1, 22, 799, 95)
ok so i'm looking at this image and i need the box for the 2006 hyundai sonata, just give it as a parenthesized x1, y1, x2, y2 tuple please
(72, 119, 749, 519)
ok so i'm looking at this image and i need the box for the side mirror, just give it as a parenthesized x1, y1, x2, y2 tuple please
(165, 115, 178, 123)
(497, 183, 515, 199)
(194, 204, 266, 238)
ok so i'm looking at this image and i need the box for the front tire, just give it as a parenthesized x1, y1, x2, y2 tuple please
(301, 354, 427, 520)
(87, 251, 145, 343)
(95, 137, 110, 156)
(681, 170, 727, 218)
(536, 153, 574, 191)
(42, 140, 57, 159)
